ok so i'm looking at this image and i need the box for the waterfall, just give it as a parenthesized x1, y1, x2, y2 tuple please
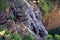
(23, 0, 48, 37)
(9, 0, 48, 37)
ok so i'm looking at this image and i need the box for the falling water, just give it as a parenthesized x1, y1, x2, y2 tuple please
(9, 0, 48, 37)
(23, 0, 48, 37)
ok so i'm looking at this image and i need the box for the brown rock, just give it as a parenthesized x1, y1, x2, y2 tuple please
(42, 6, 60, 30)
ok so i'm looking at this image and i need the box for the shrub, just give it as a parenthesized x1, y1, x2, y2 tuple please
(39, 0, 54, 12)
(5, 32, 22, 40)
(0, 25, 3, 31)
(44, 35, 53, 40)
(54, 34, 60, 40)
(11, 33, 22, 40)
(23, 34, 34, 40)
(0, 29, 22, 40)
(44, 34, 60, 40)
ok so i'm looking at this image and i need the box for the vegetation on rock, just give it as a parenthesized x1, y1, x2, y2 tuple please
(44, 34, 60, 40)
(0, 0, 60, 40)
(0, 25, 34, 40)
(39, 0, 54, 12)
(23, 34, 34, 40)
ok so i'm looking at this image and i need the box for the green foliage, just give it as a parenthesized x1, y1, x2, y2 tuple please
(23, 34, 34, 40)
(54, 34, 60, 40)
(48, 28, 60, 40)
(0, 26, 34, 40)
(38, 0, 54, 12)
(0, 25, 3, 31)
(5, 32, 34, 40)
(11, 33, 22, 40)
(44, 34, 60, 40)
(48, 27, 60, 37)
(0, 28, 22, 40)
(0, 0, 8, 10)
(10, 15, 14, 20)
(44, 35, 53, 40)
(5, 32, 22, 40)
(5, 31, 12, 40)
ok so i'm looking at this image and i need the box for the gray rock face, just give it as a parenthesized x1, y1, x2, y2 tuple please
(15, 0, 48, 37)
(9, 0, 48, 37)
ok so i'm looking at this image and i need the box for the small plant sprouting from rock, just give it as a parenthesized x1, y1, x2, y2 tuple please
(9, 15, 14, 20)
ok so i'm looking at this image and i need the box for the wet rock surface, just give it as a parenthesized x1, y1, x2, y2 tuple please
(0, 0, 48, 40)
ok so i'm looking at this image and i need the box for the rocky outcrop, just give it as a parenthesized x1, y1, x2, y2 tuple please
(0, 0, 48, 40)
